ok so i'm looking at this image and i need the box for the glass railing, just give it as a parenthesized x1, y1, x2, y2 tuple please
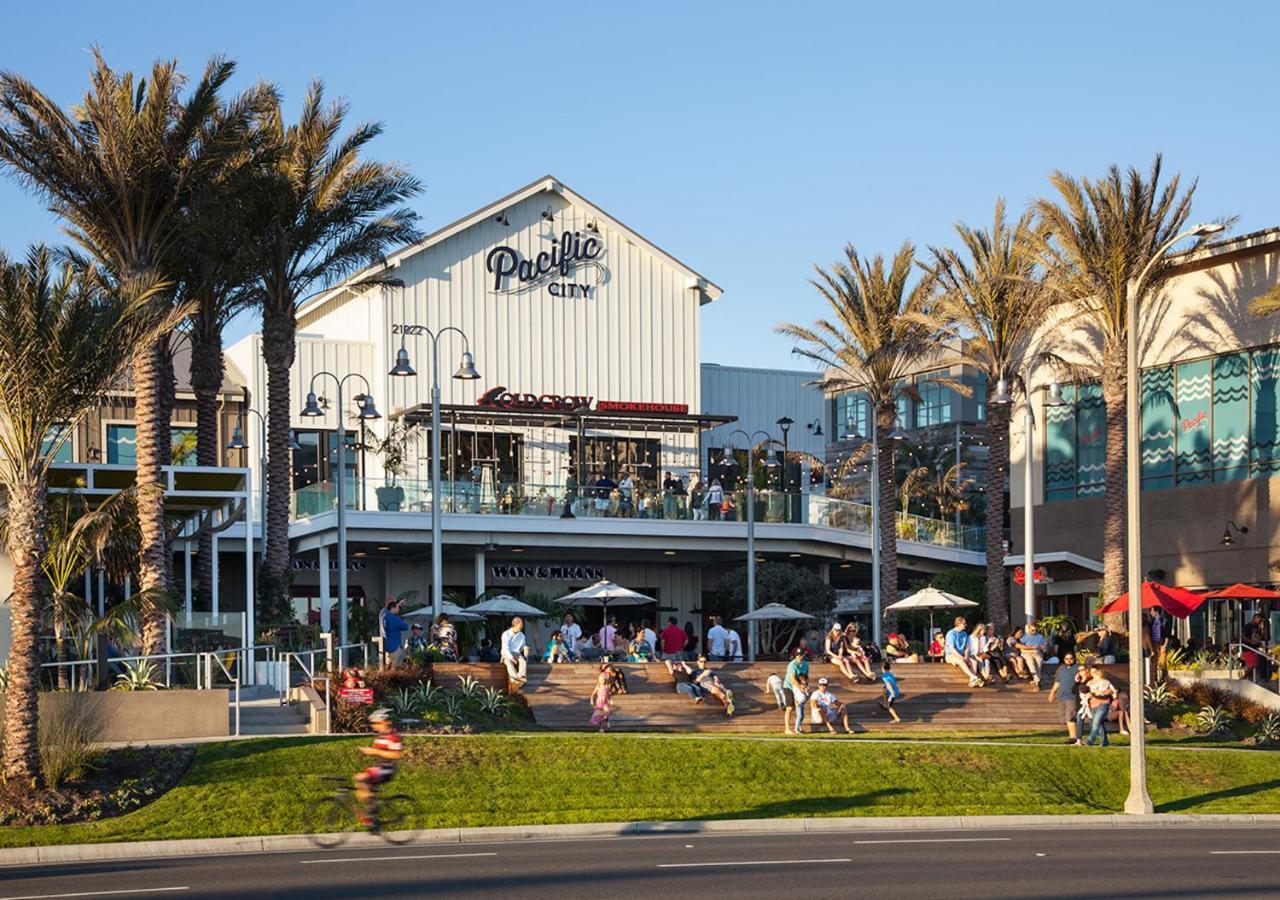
(288, 477, 992, 553)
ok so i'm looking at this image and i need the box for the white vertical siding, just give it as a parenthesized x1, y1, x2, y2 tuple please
(701, 364, 827, 460)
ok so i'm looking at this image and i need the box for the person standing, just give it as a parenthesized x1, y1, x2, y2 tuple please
(783, 646, 811, 734)
(1079, 663, 1117, 747)
(560, 612, 582, 661)
(590, 664, 613, 732)
(1047, 651, 1081, 744)
(682, 621, 699, 661)
(1149, 609, 1168, 681)
(706, 478, 724, 521)
(598, 617, 618, 658)
(707, 616, 730, 661)
(660, 617, 686, 661)
(500, 616, 529, 691)
(379, 597, 408, 666)
(725, 627, 744, 661)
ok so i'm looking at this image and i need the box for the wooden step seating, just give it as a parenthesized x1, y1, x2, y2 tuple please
(429, 661, 1114, 733)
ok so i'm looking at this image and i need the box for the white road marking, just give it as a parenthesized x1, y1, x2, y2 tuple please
(1209, 850, 1280, 855)
(854, 837, 1012, 845)
(301, 851, 497, 865)
(0, 888, 189, 900)
(658, 858, 851, 868)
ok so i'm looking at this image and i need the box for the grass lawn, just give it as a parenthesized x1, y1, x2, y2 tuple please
(3, 734, 1278, 848)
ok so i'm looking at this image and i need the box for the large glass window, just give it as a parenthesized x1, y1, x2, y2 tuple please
(915, 377, 953, 428)
(107, 424, 198, 467)
(1048, 341, 1280, 500)
(832, 391, 870, 441)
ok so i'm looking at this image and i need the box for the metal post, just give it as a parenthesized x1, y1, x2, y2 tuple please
(210, 532, 219, 617)
(954, 421, 962, 535)
(870, 416, 881, 645)
(1124, 279, 1154, 814)
(183, 541, 193, 622)
(430, 340, 444, 620)
(336, 378, 349, 648)
(1023, 395, 1036, 625)
(475, 548, 486, 598)
(244, 468, 255, 674)
(746, 443, 757, 662)
(319, 543, 332, 641)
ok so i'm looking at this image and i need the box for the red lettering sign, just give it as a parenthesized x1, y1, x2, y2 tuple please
(1014, 566, 1050, 585)
(597, 400, 690, 414)
(477, 385, 592, 412)
(1181, 410, 1208, 433)
(338, 688, 374, 705)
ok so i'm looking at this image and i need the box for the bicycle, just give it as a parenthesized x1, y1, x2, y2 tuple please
(304, 775, 422, 848)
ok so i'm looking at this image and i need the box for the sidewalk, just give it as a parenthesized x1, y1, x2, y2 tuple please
(5, 812, 1279, 866)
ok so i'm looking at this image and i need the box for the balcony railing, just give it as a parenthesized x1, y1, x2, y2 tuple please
(290, 477, 992, 554)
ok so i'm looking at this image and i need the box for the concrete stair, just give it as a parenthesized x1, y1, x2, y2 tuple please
(476, 661, 1119, 733)
(235, 688, 310, 736)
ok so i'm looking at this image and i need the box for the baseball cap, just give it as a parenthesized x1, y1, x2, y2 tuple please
(818, 677, 829, 685)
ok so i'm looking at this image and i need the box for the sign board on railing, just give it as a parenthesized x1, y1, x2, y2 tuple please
(338, 687, 374, 705)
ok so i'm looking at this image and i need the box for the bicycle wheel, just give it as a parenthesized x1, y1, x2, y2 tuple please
(303, 796, 353, 848)
(376, 794, 422, 844)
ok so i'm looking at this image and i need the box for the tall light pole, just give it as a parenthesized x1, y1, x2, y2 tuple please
(992, 375, 1064, 625)
(723, 429, 781, 661)
(389, 326, 480, 620)
(228, 411, 301, 561)
(300, 373, 382, 646)
(1123, 221, 1224, 815)
(848, 415, 906, 645)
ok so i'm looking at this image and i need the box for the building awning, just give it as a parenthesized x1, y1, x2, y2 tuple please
(1002, 551, 1103, 574)
(46, 463, 249, 514)
(393, 402, 735, 435)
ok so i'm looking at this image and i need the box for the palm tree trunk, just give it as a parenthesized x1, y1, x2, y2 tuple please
(876, 403, 900, 628)
(54, 611, 70, 692)
(261, 300, 297, 626)
(190, 325, 224, 607)
(133, 337, 172, 655)
(1101, 345, 1128, 625)
(985, 401, 1011, 630)
(3, 477, 47, 786)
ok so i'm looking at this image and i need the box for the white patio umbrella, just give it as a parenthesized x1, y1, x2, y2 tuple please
(557, 580, 656, 652)
(736, 603, 814, 658)
(466, 594, 550, 618)
(884, 586, 979, 642)
(404, 600, 484, 622)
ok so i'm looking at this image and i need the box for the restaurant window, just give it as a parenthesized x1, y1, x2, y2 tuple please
(915, 377, 953, 428)
(1047, 340, 1280, 501)
(435, 431, 525, 487)
(570, 436, 659, 488)
(832, 390, 870, 440)
(106, 424, 199, 467)
(291, 429, 357, 490)
(41, 423, 74, 463)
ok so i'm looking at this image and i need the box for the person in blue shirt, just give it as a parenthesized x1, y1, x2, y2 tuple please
(1016, 621, 1049, 689)
(379, 597, 409, 665)
(944, 616, 982, 687)
(879, 658, 902, 723)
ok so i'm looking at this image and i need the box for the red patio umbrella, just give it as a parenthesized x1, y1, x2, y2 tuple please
(1095, 581, 1206, 620)
(1201, 583, 1280, 600)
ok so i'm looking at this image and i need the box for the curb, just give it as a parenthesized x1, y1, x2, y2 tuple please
(6, 813, 1280, 866)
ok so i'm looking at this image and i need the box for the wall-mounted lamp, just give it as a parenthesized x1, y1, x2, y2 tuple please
(1221, 521, 1249, 547)
(495, 211, 509, 226)
(541, 205, 555, 223)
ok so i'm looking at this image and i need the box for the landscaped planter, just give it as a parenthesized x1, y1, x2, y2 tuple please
(1169, 669, 1245, 681)
(2, 689, 230, 742)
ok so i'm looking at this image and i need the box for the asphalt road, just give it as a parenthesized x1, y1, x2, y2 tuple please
(2, 826, 1279, 899)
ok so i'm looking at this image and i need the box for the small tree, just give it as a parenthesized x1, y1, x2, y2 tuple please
(714, 562, 837, 653)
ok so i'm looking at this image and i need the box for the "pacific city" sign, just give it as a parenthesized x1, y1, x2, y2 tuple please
(485, 230, 605, 297)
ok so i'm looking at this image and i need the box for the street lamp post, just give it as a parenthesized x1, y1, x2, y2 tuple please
(389, 326, 480, 621)
(992, 375, 1064, 625)
(227, 411, 301, 561)
(847, 417, 906, 645)
(300, 374, 382, 647)
(1122, 221, 1224, 815)
(723, 429, 781, 662)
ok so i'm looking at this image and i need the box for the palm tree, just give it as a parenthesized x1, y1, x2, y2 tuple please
(0, 247, 175, 785)
(1032, 157, 1201, 606)
(778, 242, 940, 614)
(0, 51, 259, 654)
(925, 200, 1057, 629)
(250, 83, 422, 622)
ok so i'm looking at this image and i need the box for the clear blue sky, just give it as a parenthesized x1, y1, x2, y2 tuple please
(1, 1, 1276, 371)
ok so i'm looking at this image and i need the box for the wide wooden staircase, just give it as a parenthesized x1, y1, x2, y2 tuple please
(432, 661, 1090, 733)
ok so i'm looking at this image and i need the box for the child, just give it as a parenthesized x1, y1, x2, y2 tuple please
(590, 665, 614, 732)
(879, 658, 902, 723)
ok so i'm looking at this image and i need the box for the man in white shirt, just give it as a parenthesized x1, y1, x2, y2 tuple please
(707, 617, 729, 661)
(640, 620, 658, 654)
(808, 677, 853, 734)
(500, 616, 529, 690)
(725, 628, 744, 661)
(560, 612, 582, 661)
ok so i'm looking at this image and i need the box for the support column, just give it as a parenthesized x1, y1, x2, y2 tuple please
(183, 541, 193, 622)
(474, 549, 486, 598)
(211, 531, 220, 617)
(819, 561, 830, 585)
(97, 570, 105, 617)
(244, 474, 255, 653)
(319, 544, 332, 636)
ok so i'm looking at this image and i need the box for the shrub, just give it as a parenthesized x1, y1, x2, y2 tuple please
(1241, 703, 1271, 725)
(1254, 713, 1280, 745)
(1193, 705, 1235, 736)
(387, 687, 418, 722)
(39, 694, 103, 789)
(363, 662, 432, 698)
(1143, 681, 1173, 707)
(1172, 711, 1200, 731)
(455, 674, 482, 700)
(410, 680, 442, 712)
(113, 660, 161, 691)
(479, 686, 511, 718)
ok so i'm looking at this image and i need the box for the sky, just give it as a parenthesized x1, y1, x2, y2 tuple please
(1, 1, 1277, 371)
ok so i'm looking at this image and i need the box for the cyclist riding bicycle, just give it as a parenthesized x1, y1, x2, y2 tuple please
(354, 708, 403, 824)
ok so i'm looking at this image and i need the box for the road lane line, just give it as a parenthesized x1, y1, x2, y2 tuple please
(0, 888, 189, 900)
(1209, 850, 1280, 855)
(301, 851, 497, 865)
(854, 838, 1012, 845)
(658, 858, 851, 868)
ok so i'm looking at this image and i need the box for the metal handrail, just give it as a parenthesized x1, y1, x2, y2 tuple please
(41, 650, 205, 690)
(203, 651, 240, 737)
